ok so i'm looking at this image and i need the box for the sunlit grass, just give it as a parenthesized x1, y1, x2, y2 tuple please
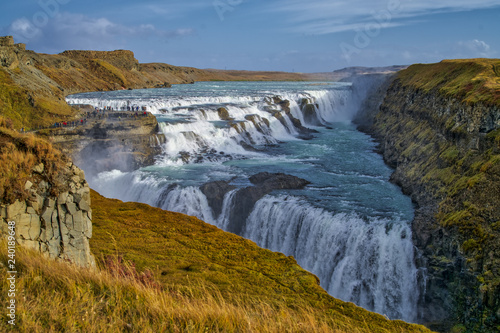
(0, 238, 431, 332)
(398, 59, 500, 106)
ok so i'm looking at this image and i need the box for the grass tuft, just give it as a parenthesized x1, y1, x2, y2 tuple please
(0, 116, 68, 204)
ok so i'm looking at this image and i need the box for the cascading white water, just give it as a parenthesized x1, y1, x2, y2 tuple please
(160, 186, 215, 223)
(216, 189, 238, 230)
(241, 195, 418, 321)
(94, 173, 419, 321)
(305, 89, 355, 123)
(68, 81, 420, 323)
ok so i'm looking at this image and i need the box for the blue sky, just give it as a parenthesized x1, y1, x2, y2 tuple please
(1, 0, 499, 72)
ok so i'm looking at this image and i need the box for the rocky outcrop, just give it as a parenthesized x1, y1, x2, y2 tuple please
(48, 111, 165, 178)
(200, 181, 237, 218)
(203, 173, 310, 235)
(0, 162, 95, 268)
(267, 96, 317, 140)
(60, 50, 140, 71)
(217, 107, 233, 121)
(360, 63, 500, 332)
(0, 36, 27, 69)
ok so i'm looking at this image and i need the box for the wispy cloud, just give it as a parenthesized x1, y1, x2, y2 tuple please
(267, 0, 500, 34)
(8, 12, 194, 52)
(143, 0, 214, 18)
(456, 39, 493, 57)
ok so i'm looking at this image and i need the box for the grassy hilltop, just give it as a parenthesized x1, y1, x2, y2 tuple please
(398, 59, 500, 106)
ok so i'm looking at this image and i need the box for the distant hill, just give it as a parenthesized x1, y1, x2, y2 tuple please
(0, 35, 346, 129)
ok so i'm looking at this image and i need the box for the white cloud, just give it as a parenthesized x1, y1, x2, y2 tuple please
(8, 12, 194, 52)
(457, 39, 492, 57)
(266, 0, 500, 35)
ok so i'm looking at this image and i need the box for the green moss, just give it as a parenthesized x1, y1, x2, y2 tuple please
(466, 173, 487, 189)
(440, 148, 460, 164)
(442, 209, 472, 227)
(397, 59, 500, 106)
(462, 239, 479, 253)
(450, 324, 467, 333)
(424, 167, 458, 187)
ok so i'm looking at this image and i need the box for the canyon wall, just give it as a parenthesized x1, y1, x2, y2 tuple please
(359, 60, 500, 332)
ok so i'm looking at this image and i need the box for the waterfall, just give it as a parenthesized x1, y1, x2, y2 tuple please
(242, 195, 418, 321)
(216, 189, 238, 230)
(68, 81, 420, 323)
(160, 186, 215, 223)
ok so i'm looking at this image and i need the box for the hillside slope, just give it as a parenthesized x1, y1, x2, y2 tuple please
(364, 59, 500, 332)
(83, 190, 430, 333)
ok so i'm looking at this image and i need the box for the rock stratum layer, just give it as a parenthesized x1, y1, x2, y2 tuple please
(361, 59, 500, 332)
(0, 118, 95, 267)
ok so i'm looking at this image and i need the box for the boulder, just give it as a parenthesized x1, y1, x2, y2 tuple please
(65, 202, 77, 215)
(33, 163, 44, 174)
(47, 240, 61, 258)
(76, 197, 91, 212)
(200, 181, 237, 218)
(73, 210, 84, 232)
(29, 215, 41, 240)
(302, 103, 321, 125)
(249, 172, 311, 189)
(57, 192, 68, 205)
(227, 173, 310, 234)
(217, 107, 232, 121)
(17, 213, 32, 239)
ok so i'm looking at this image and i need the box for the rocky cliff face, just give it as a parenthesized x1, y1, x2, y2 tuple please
(0, 117, 95, 268)
(1, 161, 95, 268)
(201, 173, 310, 234)
(360, 61, 500, 332)
(48, 110, 165, 178)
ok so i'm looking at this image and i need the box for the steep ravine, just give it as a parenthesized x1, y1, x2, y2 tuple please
(359, 60, 500, 332)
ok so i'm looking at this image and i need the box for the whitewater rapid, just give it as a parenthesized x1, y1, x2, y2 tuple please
(67, 81, 420, 322)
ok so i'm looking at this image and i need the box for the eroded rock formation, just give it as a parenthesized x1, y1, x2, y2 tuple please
(1, 161, 95, 267)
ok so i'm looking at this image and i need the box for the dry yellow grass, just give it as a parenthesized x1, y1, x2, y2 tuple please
(0, 242, 426, 333)
(0, 116, 68, 203)
(397, 59, 500, 106)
